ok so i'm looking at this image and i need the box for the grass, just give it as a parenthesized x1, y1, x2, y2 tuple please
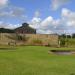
(0, 46, 75, 75)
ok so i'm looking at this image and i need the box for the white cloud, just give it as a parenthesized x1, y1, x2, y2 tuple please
(0, 6, 26, 21)
(7, 23, 21, 29)
(0, 21, 21, 29)
(41, 16, 53, 27)
(29, 17, 41, 29)
(51, 0, 70, 10)
(30, 16, 61, 34)
(0, 0, 27, 30)
(62, 8, 75, 27)
(37, 29, 54, 34)
(0, 0, 8, 8)
(0, 21, 7, 28)
(67, 21, 75, 27)
(11, 7, 25, 17)
(40, 16, 61, 31)
(29, 11, 41, 29)
(34, 11, 40, 17)
(30, 8, 75, 34)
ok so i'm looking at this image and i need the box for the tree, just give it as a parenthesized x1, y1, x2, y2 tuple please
(72, 33, 75, 38)
(60, 34, 66, 38)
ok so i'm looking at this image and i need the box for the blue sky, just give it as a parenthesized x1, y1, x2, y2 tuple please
(10, 0, 75, 19)
(0, 0, 75, 34)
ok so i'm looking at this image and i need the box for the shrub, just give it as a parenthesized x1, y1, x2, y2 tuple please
(16, 34, 28, 42)
(32, 39, 42, 45)
(60, 38, 66, 47)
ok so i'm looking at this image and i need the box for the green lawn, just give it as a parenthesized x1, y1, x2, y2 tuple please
(0, 46, 75, 75)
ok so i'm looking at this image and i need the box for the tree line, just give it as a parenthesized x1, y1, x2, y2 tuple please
(60, 34, 75, 38)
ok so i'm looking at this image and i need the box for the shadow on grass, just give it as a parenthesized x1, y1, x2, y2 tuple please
(0, 48, 17, 50)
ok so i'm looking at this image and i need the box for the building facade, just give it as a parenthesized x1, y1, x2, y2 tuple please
(15, 23, 36, 34)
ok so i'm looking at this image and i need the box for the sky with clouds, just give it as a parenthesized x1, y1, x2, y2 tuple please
(0, 0, 75, 34)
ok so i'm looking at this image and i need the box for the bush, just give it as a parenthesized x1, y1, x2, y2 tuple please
(32, 39, 42, 45)
(16, 34, 28, 41)
(60, 38, 66, 47)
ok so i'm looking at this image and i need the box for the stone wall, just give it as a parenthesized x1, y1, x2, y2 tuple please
(25, 34, 59, 46)
(0, 33, 59, 46)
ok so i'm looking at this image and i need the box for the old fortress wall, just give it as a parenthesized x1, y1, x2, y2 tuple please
(0, 33, 59, 46)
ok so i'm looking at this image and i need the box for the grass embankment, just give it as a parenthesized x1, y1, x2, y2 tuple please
(0, 46, 75, 75)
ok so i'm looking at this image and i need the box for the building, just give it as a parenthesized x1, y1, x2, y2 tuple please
(15, 23, 36, 34)
(0, 23, 59, 46)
